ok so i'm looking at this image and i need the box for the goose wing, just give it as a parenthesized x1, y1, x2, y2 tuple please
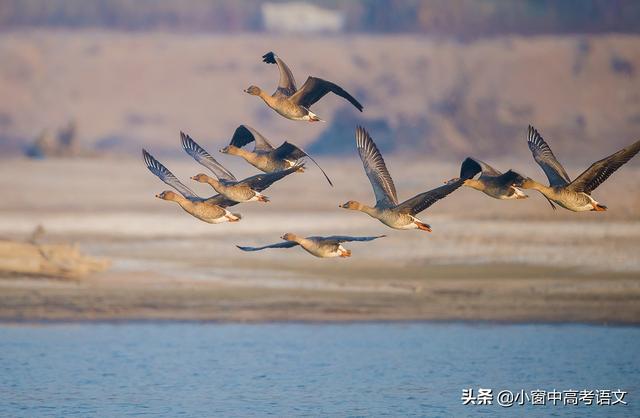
(229, 125, 274, 152)
(180, 132, 237, 182)
(237, 241, 299, 252)
(568, 139, 640, 194)
(240, 163, 303, 192)
(262, 51, 297, 97)
(395, 180, 464, 216)
(463, 157, 501, 177)
(142, 149, 198, 199)
(319, 235, 386, 245)
(355, 126, 398, 207)
(494, 170, 527, 187)
(289, 77, 363, 112)
(273, 141, 333, 186)
(527, 125, 571, 187)
(203, 194, 239, 208)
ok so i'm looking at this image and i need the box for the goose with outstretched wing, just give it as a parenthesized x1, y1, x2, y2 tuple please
(339, 127, 475, 231)
(220, 125, 333, 185)
(237, 233, 385, 258)
(521, 125, 640, 211)
(181, 132, 302, 203)
(244, 51, 363, 122)
(142, 149, 241, 223)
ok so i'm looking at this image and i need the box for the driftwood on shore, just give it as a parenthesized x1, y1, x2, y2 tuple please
(0, 239, 110, 279)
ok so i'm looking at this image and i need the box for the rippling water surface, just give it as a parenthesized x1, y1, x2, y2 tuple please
(1, 323, 638, 417)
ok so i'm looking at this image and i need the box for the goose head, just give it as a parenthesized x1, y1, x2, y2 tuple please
(155, 190, 178, 201)
(244, 85, 262, 96)
(220, 145, 240, 155)
(190, 173, 213, 183)
(281, 232, 298, 241)
(338, 200, 363, 211)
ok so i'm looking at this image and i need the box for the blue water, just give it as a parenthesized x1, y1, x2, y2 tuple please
(0, 323, 638, 417)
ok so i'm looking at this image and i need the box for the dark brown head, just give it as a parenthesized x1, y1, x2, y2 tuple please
(244, 85, 261, 96)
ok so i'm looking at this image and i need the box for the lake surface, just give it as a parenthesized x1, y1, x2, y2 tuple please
(0, 322, 638, 417)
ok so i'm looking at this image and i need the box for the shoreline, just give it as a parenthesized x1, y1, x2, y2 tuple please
(2, 262, 638, 325)
(1, 318, 639, 327)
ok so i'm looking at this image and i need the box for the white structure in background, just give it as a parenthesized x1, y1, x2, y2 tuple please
(261, 2, 345, 33)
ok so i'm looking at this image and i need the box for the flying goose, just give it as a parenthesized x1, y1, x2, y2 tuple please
(142, 149, 241, 223)
(220, 125, 333, 185)
(521, 125, 640, 211)
(237, 233, 385, 258)
(181, 132, 302, 203)
(339, 127, 475, 231)
(457, 157, 528, 200)
(244, 51, 363, 122)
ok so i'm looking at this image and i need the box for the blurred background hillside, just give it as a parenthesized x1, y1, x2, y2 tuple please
(0, 0, 639, 160)
(2, 0, 639, 35)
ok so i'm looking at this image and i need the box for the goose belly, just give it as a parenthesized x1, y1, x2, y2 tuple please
(484, 188, 513, 200)
(375, 212, 416, 230)
(206, 215, 233, 224)
(187, 206, 229, 223)
(250, 155, 288, 173)
(553, 191, 595, 212)
(302, 246, 336, 258)
(557, 201, 595, 212)
(271, 100, 306, 120)
(222, 187, 256, 203)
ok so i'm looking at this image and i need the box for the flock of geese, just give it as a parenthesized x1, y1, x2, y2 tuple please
(143, 51, 640, 258)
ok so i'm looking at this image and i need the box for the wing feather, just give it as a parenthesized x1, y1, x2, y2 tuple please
(229, 125, 274, 152)
(181, 132, 236, 182)
(290, 77, 363, 112)
(237, 241, 299, 252)
(321, 235, 386, 244)
(262, 51, 297, 97)
(396, 180, 464, 216)
(568, 139, 640, 194)
(494, 170, 526, 187)
(240, 163, 302, 191)
(273, 142, 333, 186)
(464, 157, 501, 176)
(527, 125, 571, 187)
(142, 149, 198, 199)
(203, 194, 238, 208)
(355, 126, 398, 207)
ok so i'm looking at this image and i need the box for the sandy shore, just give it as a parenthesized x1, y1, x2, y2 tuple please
(2, 262, 639, 324)
(1, 158, 639, 323)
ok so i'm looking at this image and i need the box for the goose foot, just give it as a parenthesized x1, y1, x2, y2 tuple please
(415, 221, 432, 232)
(592, 203, 607, 211)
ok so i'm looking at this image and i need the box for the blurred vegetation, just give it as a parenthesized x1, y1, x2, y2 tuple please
(0, 0, 638, 37)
